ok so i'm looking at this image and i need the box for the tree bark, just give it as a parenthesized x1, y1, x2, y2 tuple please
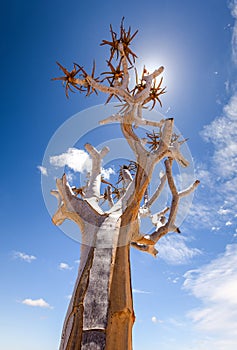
(59, 215, 134, 350)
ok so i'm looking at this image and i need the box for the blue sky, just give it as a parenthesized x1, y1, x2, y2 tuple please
(1, 0, 237, 349)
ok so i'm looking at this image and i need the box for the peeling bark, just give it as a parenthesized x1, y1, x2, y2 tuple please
(58, 215, 134, 350)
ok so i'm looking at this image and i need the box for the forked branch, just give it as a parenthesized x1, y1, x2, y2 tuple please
(132, 159, 199, 256)
(51, 174, 105, 230)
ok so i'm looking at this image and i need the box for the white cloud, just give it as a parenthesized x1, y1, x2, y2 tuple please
(201, 94, 237, 179)
(66, 170, 75, 185)
(194, 92, 237, 230)
(187, 199, 215, 228)
(13, 251, 36, 263)
(226, 220, 232, 226)
(132, 288, 151, 294)
(50, 148, 92, 173)
(193, 0, 237, 235)
(195, 168, 214, 188)
(101, 167, 115, 180)
(157, 235, 201, 265)
(37, 165, 48, 176)
(218, 208, 231, 215)
(183, 244, 237, 346)
(225, 79, 231, 93)
(59, 262, 73, 270)
(211, 226, 220, 231)
(22, 298, 52, 309)
(151, 316, 163, 323)
(50, 148, 115, 181)
(168, 276, 180, 284)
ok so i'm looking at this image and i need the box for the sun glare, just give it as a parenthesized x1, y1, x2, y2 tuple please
(140, 55, 175, 91)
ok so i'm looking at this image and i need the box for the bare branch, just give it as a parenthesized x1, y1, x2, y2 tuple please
(121, 116, 146, 158)
(131, 241, 158, 257)
(149, 223, 180, 243)
(114, 118, 175, 220)
(137, 160, 199, 247)
(134, 117, 165, 128)
(134, 66, 164, 103)
(118, 43, 130, 90)
(99, 114, 122, 125)
(164, 159, 179, 229)
(145, 172, 167, 208)
(150, 208, 169, 228)
(51, 174, 107, 230)
(168, 140, 189, 167)
(154, 118, 174, 156)
(84, 75, 133, 102)
(51, 175, 84, 229)
(179, 180, 200, 198)
(56, 174, 76, 205)
(84, 144, 109, 200)
(100, 108, 165, 130)
(107, 186, 114, 208)
(51, 189, 62, 207)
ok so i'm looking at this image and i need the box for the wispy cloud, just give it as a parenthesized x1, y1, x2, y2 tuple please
(13, 251, 36, 263)
(183, 244, 237, 347)
(192, 0, 237, 233)
(22, 298, 52, 309)
(157, 235, 201, 265)
(195, 167, 214, 188)
(189, 92, 237, 231)
(201, 93, 237, 179)
(132, 288, 151, 294)
(58, 262, 73, 271)
(167, 276, 180, 284)
(65, 170, 76, 185)
(187, 199, 219, 229)
(37, 165, 48, 176)
(151, 316, 162, 323)
(151, 316, 163, 324)
(190, 0, 237, 234)
(50, 148, 92, 173)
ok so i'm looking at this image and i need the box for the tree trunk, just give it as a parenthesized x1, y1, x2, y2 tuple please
(59, 215, 135, 350)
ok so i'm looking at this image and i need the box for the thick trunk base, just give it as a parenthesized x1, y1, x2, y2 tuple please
(59, 217, 134, 350)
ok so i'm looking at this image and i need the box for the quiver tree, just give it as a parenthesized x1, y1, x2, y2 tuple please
(52, 18, 199, 350)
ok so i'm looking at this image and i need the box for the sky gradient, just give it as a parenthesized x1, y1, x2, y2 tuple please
(1, 1, 237, 349)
